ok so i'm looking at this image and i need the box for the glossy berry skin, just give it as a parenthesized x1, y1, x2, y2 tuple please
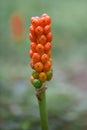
(45, 51, 51, 58)
(40, 17, 47, 27)
(32, 53, 40, 62)
(32, 70, 39, 79)
(31, 17, 39, 27)
(29, 49, 34, 58)
(41, 54, 49, 64)
(30, 60, 34, 69)
(35, 26, 43, 36)
(36, 44, 44, 54)
(45, 15, 51, 25)
(38, 35, 47, 45)
(46, 70, 53, 81)
(33, 79, 43, 88)
(34, 62, 43, 72)
(44, 25, 51, 34)
(30, 76, 34, 84)
(29, 33, 36, 42)
(44, 42, 52, 51)
(46, 32, 52, 42)
(39, 72, 47, 82)
(30, 42, 37, 51)
(29, 25, 35, 35)
(43, 61, 52, 72)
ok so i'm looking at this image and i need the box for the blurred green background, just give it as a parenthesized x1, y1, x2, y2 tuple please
(0, 0, 87, 130)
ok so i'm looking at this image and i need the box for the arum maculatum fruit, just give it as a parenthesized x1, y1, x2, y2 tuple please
(29, 13, 53, 89)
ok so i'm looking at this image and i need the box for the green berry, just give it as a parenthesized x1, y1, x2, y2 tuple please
(32, 70, 39, 79)
(46, 70, 53, 81)
(33, 79, 43, 88)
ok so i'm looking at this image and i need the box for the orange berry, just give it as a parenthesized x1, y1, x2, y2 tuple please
(38, 35, 47, 45)
(30, 42, 37, 51)
(34, 62, 43, 72)
(29, 33, 36, 42)
(32, 53, 40, 62)
(43, 61, 52, 72)
(29, 49, 34, 58)
(39, 72, 47, 82)
(46, 32, 52, 42)
(44, 25, 51, 34)
(30, 76, 34, 84)
(40, 17, 47, 26)
(44, 42, 52, 51)
(30, 60, 34, 69)
(49, 58, 53, 65)
(31, 17, 39, 27)
(45, 15, 51, 25)
(35, 26, 43, 36)
(41, 13, 48, 17)
(36, 44, 44, 54)
(41, 54, 49, 63)
(46, 51, 51, 58)
(29, 25, 35, 35)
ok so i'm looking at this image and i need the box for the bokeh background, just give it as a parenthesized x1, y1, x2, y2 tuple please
(0, 0, 87, 130)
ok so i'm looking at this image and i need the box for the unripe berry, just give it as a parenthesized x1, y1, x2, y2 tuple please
(33, 79, 43, 88)
(39, 72, 47, 82)
(46, 70, 53, 81)
(32, 70, 39, 79)
(30, 76, 34, 84)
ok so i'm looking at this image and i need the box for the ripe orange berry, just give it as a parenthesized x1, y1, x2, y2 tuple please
(46, 32, 52, 42)
(40, 17, 47, 26)
(34, 62, 43, 72)
(41, 13, 48, 17)
(44, 25, 51, 34)
(29, 33, 36, 42)
(39, 72, 47, 82)
(44, 42, 52, 51)
(30, 76, 34, 84)
(31, 17, 39, 27)
(36, 44, 44, 54)
(43, 61, 52, 72)
(45, 15, 51, 25)
(41, 54, 49, 64)
(30, 42, 37, 51)
(30, 60, 34, 69)
(35, 26, 43, 36)
(29, 25, 35, 35)
(38, 35, 47, 45)
(29, 49, 34, 58)
(32, 53, 40, 62)
(45, 51, 51, 58)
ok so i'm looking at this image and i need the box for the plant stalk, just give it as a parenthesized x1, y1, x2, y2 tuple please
(38, 91, 48, 130)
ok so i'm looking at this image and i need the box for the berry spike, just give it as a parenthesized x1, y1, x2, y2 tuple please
(29, 14, 53, 88)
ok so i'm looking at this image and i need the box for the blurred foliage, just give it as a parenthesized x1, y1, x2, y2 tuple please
(0, 0, 87, 130)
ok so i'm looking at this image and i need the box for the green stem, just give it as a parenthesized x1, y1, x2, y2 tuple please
(38, 91, 48, 130)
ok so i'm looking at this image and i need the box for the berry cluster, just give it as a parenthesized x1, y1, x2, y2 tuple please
(29, 14, 53, 89)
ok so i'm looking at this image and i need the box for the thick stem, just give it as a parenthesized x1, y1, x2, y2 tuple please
(38, 91, 48, 130)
